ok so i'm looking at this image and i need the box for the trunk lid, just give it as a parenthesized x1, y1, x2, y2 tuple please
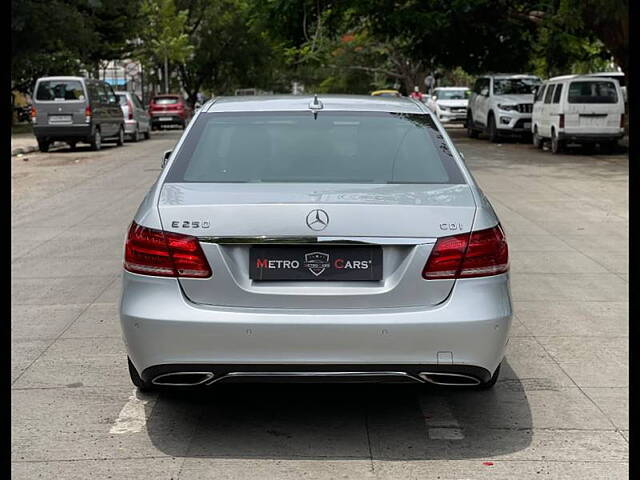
(158, 183, 477, 309)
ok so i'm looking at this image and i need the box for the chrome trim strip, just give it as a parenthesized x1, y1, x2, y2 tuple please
(152, 372, 214, 386)
(206, 371, 426, 385)
(418, 372, 481, 386)
(198, 236, 435, 246)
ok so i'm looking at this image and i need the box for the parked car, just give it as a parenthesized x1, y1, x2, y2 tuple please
(531, 75, 625, 154)
(426, 87, 470, 125)
(31, 76, 125, 152)
(116, 91, 151, 142)
(467, 74, 541, 142)
(371, 89, 402, 97)
(121, 95, 512, 391)
(148, 94, 192, 130)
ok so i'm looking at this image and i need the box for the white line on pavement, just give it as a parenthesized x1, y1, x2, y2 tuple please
(109, 389, 157, 435)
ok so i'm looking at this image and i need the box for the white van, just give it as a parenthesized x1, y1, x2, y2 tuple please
(531, 75, 625, 154)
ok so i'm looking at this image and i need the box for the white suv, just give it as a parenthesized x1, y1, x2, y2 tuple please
(466, 74, 541, 142)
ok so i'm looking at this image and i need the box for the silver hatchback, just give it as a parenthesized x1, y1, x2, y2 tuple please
(120, 95, 512, 390)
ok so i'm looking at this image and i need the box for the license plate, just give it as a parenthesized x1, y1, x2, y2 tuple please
(580, 117, 605, 126)
(523, 122, 531, 129)
(48, 115, 72, 124)
(250, 246, 382, 281)
(158, 117, 172, 121)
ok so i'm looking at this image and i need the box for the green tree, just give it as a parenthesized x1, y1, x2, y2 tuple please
(175, 0, 279, 104)
(136, 0, 193, 94)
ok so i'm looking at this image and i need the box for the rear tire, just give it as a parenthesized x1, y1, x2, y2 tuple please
(475, 363, 501, 390)
(116, 126, 124, 146)
(132, 126, 141, 142)
(551, 129, 563, 154)
(600, 139, 617, 154)
(532, 127, 543, 149)
(466, 112, 479, 138)
(487, 114, 500, 143)
(143, 128, 150, 140)
(90, 129, 102, 151)
(128, 357, 153, 391)
(37, 139, 50, 152)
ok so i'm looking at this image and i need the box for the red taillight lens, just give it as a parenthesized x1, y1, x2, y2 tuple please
(559, 114, 565, 129)
(124, 222, 211, 278)
(620, 113, 625, 128)
(127, 99, 134, 120)
(422, 225, 508, 280)
(422, 233, 469, 279)
(30, 106, 37, 118)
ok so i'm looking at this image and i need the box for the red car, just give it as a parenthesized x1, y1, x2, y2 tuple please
(148, 94, 192, 130)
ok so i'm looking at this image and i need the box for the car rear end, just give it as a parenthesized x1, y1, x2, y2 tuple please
(116, 92, 137, 137)
(560, 77, 625, 144)
(120, 96, 512, 388)
(149, 95, 187, 128)
(32, 77, 92, 145)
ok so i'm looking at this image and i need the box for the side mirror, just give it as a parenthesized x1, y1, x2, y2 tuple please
(432, 95, 437, 101)
(480, 87, 489, 97)
(161, 149, 172, 168)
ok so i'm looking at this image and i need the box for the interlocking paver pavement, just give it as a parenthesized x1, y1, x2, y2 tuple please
(11, 128, 628, 479)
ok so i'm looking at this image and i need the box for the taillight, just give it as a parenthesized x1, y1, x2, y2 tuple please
(559, 114, 564, 129)
(84, 105, 92, 124)
(30, 106, 37, 124)
(620, 113, 625, 128)
(124, 222, 212, 278)
(127, 99, 133, 120)
(422, 225, 508, 280)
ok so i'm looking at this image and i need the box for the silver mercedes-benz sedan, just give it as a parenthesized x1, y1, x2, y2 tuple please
(120, 94, 512, 390)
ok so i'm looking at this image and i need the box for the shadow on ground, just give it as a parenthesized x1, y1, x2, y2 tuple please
(142, 359, 532, 461)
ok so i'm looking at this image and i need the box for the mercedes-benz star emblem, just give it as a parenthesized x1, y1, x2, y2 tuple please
(306, 209, 329, 231)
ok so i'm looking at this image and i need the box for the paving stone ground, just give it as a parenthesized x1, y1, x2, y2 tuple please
(11, 127, 628, 479)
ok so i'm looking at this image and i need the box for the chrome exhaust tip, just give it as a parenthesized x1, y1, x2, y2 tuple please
(151, 372, 214, 386)
(419, 372, 481, 386)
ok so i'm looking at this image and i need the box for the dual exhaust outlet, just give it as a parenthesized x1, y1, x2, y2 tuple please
(151, 371, 481, 387)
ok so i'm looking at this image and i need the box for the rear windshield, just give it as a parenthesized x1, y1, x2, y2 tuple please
(166, 112, 465, 184)
(435, 90, 469, 100)
(153, 97, 179, 104)
(36, 80, 85, 101)
(568, 81, 618, 104)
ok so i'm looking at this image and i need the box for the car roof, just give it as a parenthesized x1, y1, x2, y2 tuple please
(587, 71, 624, 77)
(205, 94, 425, 114)
(36, 76, 86, 82)
(482, 74, 540, 79)
(433, 86, 469, 90)
(547, 74, 621, 83)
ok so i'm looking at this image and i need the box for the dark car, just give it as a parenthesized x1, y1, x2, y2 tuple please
(32, 76, 125, 152)
(148, 94, 192, 130)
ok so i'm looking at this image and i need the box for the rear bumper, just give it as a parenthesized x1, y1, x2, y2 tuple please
(558, 131, 624, 142)
(120, 272, 513, 379)
(123, 119, 138, 134)
(150, 114, 184, 125)
(33, 124, 91, 140)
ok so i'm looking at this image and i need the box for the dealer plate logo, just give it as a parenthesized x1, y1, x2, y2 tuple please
(303, 252, 330, 276)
